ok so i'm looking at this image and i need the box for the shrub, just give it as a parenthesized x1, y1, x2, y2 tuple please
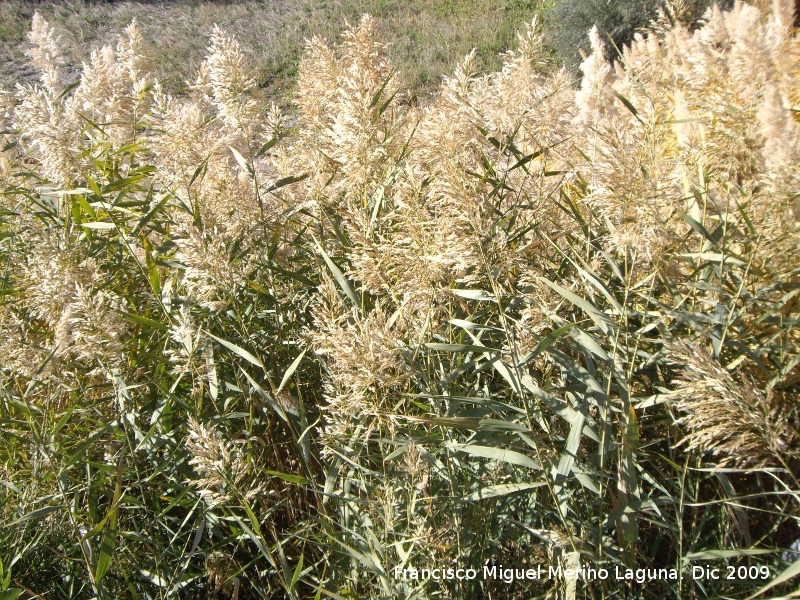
(545, 0, 736, 73)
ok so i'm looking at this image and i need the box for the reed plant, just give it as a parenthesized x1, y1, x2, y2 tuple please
(0, 2, 798, 598)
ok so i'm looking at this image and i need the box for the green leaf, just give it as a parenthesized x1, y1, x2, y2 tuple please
(424, 343, 500, 354)
(264, 470, 311, 485)
(234, 509, 276, 568)
(266, 174, 309, 194)
(553, 410, 585, 518)
(4, 504, 66, 528)
(465, 482, 547, 501)
(95, 453, 124, 583)
(239, 367, 288, 423)
(86, 174, 103, 198)
(188, 156, 210, 188)
(378, 88, 399, 117)
(445, 442, 541, 469)
(102, 172, 148, 193)
(331, 538, 386, 577)
(451, 289, 497, 302)
(369, 71, 394, 109)
(678, 211, 722, 246)
(449, 318, 502, 332)
(277, 349, 306, 394)
(518, 323, 576, 367)
(51, 405, 76, 438)
(291, 553, 304, 589)
(313, 237, 360, 309)
(614, 91, 642, 122)
(684, 549, 775, 562)
(255, 136, 280, 159)
(538, 276, 615, 334)
(509, 148, 545, 171)
(400, 414, 530, 432)
(205, 332, 264, 370)
(747, 556, 800, 599)
(229, 146, 254, 178)
(618, 405, 640, 565)
(131, 193, 170, 235)
(63, 424, 113, 470)
(681, 252, 747, 268)
(121, 312, 168, 332)
(79, 222, 116, 230)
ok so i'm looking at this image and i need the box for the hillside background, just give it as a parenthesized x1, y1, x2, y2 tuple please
(1, 0, 555, 103)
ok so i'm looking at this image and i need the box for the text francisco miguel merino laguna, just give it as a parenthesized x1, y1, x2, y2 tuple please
(393, 563, 680, 584)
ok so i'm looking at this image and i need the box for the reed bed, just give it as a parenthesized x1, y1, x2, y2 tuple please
(0, 1, 798, 598)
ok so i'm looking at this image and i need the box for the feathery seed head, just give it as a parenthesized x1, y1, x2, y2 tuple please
(186, 418, 253, 506)
(196, 25, 259, 131)
(26, 12, 64, 94)
(669, 342, 794, 467)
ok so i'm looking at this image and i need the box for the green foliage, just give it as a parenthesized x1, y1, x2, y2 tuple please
(545, 0, 735, 73)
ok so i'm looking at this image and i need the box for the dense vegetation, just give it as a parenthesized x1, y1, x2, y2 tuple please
(0, 0, 758, 101)
(544, 0, 738, 71)
(0, 0, 550, 102)
(0, 1, 798, 599)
